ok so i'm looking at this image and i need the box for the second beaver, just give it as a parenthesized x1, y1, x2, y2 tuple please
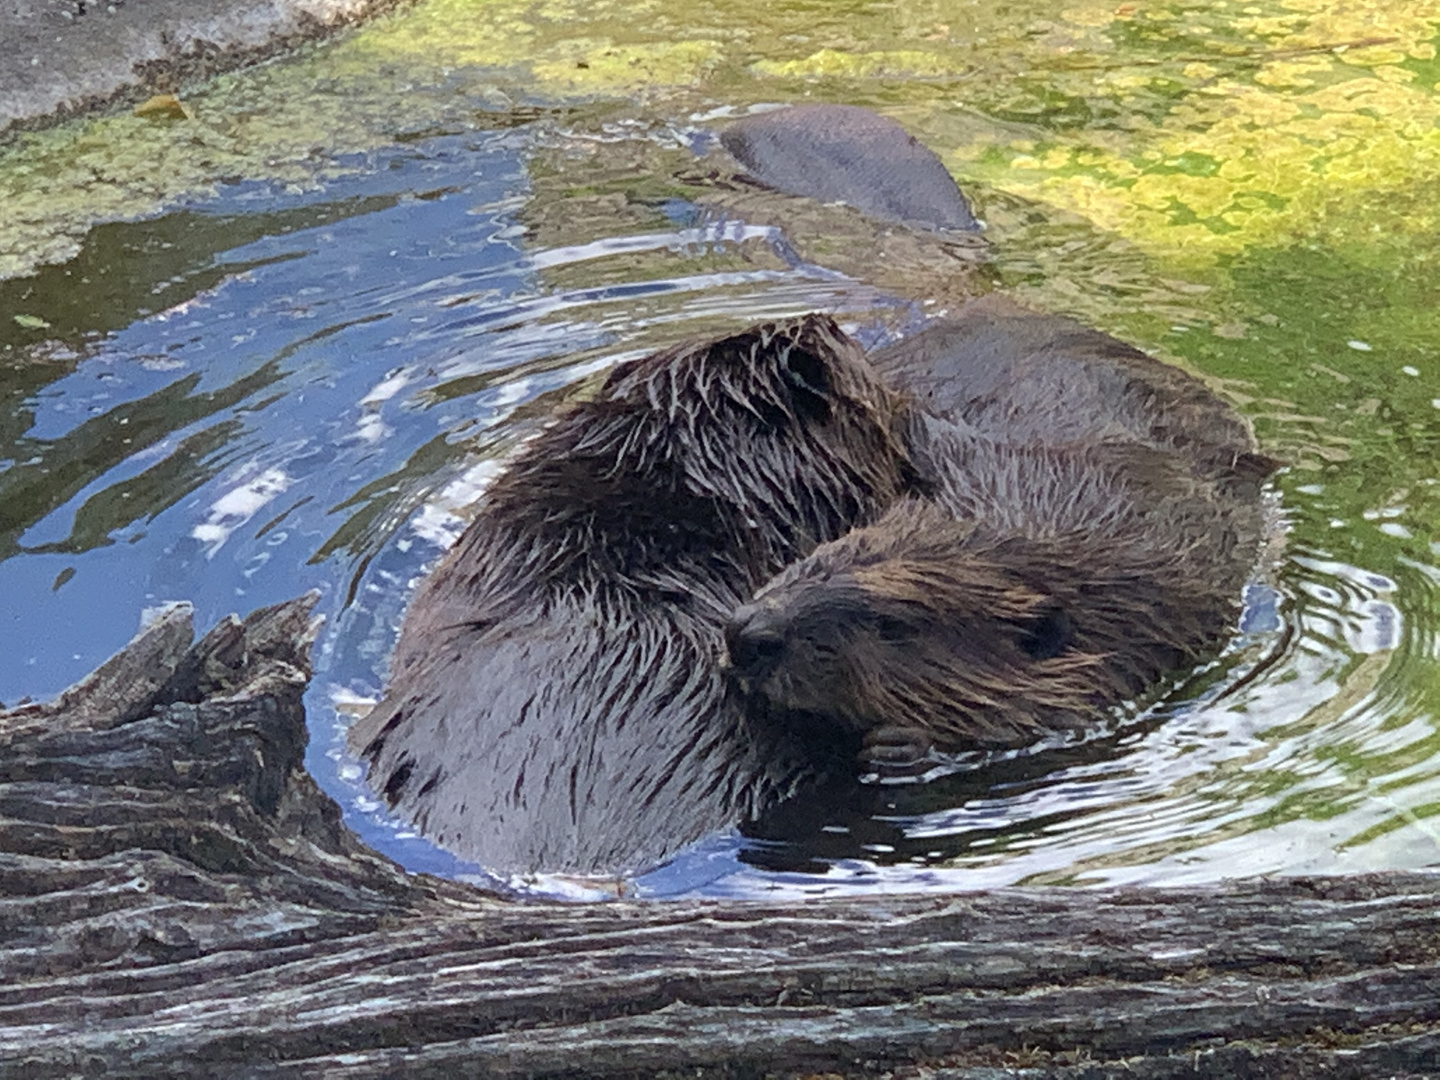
(727, 300, 1278, 767)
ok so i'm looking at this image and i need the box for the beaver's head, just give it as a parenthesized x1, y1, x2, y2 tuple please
(598, 314, 919, 548)
(724, 497, 1109, 764)
(481, 314, 923, 603)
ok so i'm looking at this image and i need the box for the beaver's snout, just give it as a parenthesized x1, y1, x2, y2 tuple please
(725, 604, 788, 681)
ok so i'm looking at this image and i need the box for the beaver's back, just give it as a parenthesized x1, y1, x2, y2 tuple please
(873, 296, 1265, 486)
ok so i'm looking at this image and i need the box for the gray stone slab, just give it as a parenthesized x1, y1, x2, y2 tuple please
(0, 0, 410, 135)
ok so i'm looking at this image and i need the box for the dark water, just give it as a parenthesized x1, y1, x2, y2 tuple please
(3, 68, 1439, 898)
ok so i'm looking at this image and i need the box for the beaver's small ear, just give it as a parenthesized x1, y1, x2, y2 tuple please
(781, 345, 833, 418)
(1018, 604, 1074, 660)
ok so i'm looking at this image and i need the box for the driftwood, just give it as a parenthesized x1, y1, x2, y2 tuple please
(1, 596, 1437, 1078)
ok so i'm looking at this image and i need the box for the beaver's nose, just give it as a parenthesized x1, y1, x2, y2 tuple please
(725, 604, 788, 680)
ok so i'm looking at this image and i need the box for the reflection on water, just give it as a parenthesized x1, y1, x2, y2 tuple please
(3, 106, 1439, 898)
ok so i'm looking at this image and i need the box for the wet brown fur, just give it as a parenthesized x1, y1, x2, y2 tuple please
(349, 315, 917, 874)
(872, 295, 1265, 485)
(355, 296, 1276, 870)
(727, 298, 1278, 764)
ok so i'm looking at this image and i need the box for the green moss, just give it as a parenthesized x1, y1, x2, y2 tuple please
(7, 0, 1440, 281)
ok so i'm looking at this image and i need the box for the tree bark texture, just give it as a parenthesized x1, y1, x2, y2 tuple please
(1, 597, 1436, 1078)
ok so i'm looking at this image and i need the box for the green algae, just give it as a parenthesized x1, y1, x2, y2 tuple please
(4, 0, 1439, 286)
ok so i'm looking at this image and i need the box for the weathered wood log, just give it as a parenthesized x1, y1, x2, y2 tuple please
(1, 598, 1437, 1078)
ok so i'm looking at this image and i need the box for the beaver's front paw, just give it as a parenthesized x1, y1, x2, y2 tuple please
(862, 725, 937, 779)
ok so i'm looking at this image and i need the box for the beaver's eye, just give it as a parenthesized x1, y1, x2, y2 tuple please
(873, 614, 914, 645)
(1019, 606, 1073, 660)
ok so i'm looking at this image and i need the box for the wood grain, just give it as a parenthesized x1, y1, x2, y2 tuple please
(2, 597, 1435, 1078)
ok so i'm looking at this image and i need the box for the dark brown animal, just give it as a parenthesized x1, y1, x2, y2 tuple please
(870, 296, 1258, 479)
(720, 104, 981, 234)
(349, 315, 917, 874)
(727, 299, 1277, 766)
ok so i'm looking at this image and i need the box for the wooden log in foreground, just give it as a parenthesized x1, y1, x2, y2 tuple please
(1, 597, 1437, 1078)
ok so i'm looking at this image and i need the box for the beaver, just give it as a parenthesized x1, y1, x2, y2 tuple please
(706, 105, 990, 307)
(727, 300, 1278, 767)
(348, 315, 918, 874)
(868, 295, 1260, 482)
(719, 104, 982, 235)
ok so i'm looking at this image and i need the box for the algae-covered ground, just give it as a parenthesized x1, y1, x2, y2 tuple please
(6, 0, 1440, 285)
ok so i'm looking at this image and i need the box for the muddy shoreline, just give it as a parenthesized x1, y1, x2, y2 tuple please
(0, 0, 414, 137)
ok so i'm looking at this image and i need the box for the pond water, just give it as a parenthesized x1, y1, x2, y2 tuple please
(1, 0, 1438, 899)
